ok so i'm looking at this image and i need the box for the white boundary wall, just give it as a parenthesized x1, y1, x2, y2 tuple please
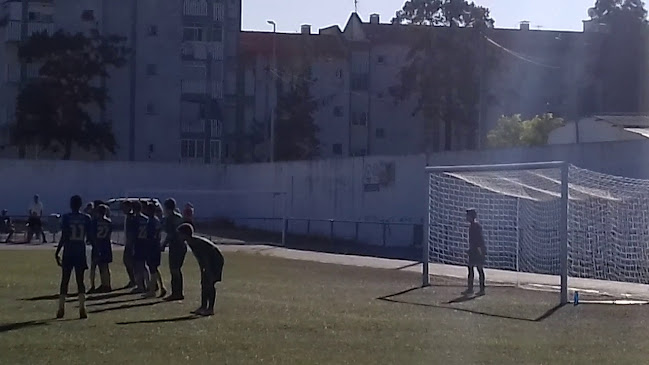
(2, 140, 649, 246)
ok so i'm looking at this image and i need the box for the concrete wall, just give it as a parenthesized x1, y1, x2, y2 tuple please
(3, 140, 649, 246)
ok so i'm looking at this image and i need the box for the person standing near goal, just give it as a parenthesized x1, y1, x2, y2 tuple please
(463, 208, 486, 296)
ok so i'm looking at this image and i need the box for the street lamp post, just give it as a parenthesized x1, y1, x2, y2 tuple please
(267, 20, 276, 163)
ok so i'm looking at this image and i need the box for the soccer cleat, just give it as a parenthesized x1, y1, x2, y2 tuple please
(163, 294, 184, 302)
(87, 287, 97, 294)
(461, 289, 474, 296)
(199, 308, 214, 316)
(190, 307, 206, 315)
(158, 288, 167, 298)
(79, 308, 88, 319)
(142, 291, 156, 298)
(125, 282, 135, 289)
(477, 289, 486, 296)
(56, 308, 65, 319)
(130, 287, 145, 294)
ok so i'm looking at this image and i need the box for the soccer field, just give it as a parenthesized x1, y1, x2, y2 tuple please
(1, 249, 649, 365)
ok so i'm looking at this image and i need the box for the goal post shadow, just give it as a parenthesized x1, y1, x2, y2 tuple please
(376, 284, 567, 323)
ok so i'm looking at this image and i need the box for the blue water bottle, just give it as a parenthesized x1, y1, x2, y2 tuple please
(573, 291, 579, 306)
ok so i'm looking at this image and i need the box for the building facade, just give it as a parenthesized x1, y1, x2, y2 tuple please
(236, 13, 613, 162)
(0, 0, 241, 163)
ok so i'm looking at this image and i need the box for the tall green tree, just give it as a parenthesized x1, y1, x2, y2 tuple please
(274, 71, 319, 161)
(392, 0, 495, 151)
(487, 113, 564, 148)
(11, 29, 129, 160)
(580, 0, 648, 114)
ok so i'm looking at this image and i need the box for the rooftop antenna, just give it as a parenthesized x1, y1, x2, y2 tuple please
(354, 0, 358, 13)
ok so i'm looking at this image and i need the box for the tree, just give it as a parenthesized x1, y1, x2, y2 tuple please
(391, 0, 495, 151)
(11, 29, 129, 160)
(274, 71, 319, 161)
(580, 0, 648, 114)
(487, 113, 564, 148)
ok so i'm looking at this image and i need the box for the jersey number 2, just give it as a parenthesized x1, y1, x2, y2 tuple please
(70, 224, 85, 241)
(97, 226, 109, 239)
(138, 226, 148, 239)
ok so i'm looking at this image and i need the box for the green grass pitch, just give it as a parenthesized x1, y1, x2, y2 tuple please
(1, 249, 649, 364)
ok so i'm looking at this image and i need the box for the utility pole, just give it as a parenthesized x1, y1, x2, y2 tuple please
(267, 20, 276, 163)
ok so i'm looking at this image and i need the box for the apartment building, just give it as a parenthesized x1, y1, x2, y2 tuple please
(237, 13, 607, 161)
(0, 0, 241, 163)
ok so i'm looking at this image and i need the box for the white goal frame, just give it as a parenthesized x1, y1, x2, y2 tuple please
(424, 161, 569, 305)
(123, 188, 289, 246)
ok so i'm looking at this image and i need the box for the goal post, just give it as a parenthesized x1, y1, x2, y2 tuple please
(121, 189, 289, 246)
(424, 161, 569, 304)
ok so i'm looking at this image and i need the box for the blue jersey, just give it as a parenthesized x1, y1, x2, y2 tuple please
(93, 217, 113, 245)
(147, 216, 162, 244)
(130, 214, 149, 246)
(61, 212, 92, 247)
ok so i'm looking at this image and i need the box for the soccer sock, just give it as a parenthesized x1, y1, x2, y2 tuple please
(207, 287, 216, 310)
(148, 272, 158, 294)
(156, 271, 166, 291)
(201, 285, 208, 309)
(78, 293, 86, 311)
(58, 294, 65, 311)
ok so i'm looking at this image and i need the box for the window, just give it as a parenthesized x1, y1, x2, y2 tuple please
(376, 128, 385, 138)
(332, 143, 343, 155)
(146, 102, 156, 115)
(335, 69, 343, 79)
(181, 139, 195, 158)
(183, 26, 203, 41)
(333, 106, 343, 117)
(209, 140, 221, 162)
(377, 55, 385, 64)
(196, 140, 205, 158)
(181, 139, 206, 159)
(147, 25, 158, 36)
(146, 64, 157, 76)
(81, 10, 95, 22)
(210, 26, 223, 42)
(213, 3, 225, 21)
(207, 119, 221, 137)
(352, 112, 367, 126)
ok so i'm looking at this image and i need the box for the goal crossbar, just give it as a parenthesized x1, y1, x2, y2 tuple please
(424, 161, 569, 305)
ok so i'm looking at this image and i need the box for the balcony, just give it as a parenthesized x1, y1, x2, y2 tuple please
(5, 21, 54, 42)
(181, 80, 223, 99)
(183, 0, 208, 16)
(181, 80, 207, 95)
(181, 41, 223, 61)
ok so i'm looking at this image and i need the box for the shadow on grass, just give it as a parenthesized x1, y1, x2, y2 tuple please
(0, 320, 48, 333)
(86, 297, 144, 308)
(0, 317, 78, 334)
(377, 286, 566, 323)
(21, 291, 134, 303)
(89, 300, 165, 314)
(116, 314, 200, 325)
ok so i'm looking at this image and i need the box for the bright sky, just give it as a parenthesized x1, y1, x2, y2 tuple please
(242, 0, 596, 33)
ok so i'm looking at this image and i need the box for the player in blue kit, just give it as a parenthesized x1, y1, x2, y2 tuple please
(89, 204, 113, 293)
(55, 195, 92, 319)
(129, 201, 150, 293)
(143, 202, 167, 298)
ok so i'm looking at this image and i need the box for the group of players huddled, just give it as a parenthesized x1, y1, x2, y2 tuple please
(54, 195, 224, 320)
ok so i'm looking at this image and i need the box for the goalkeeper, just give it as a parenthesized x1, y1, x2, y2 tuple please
(463, 208, 486, 296)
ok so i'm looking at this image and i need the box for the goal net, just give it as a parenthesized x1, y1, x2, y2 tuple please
(425, 161, 649, 304)
(116, 189, 288, 245)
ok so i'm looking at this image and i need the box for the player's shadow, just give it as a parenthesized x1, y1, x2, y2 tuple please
(21, 291, 132, 302)
(116, 314, 201, 325)
(0, 317, 78, 334)
(89, 300, 165, 314)
(377, 286, 565, 323)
